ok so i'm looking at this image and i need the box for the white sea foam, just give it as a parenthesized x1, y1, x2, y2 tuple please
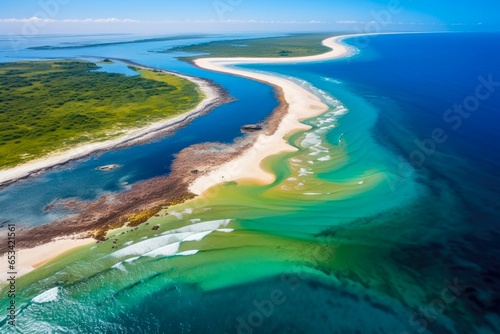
(123, 241, 133, 246)
(318, 156, 332, 162)
(322, 77, 343, 84)
(318, 118, 335, 125)
(172, 219, 232, 234)
(183, 208, 193, 215)
(287, 177, 297, 181)
(190, 218, 202, 223)
(299, 168, 313, 176)
(110, 232, 191, 258)
(216, 228, 234, 233)
(335, 107, 348, 115)
(176, 250, 199, 256)
(170, 212, 183, 220)
(304, 192, 322, 196)
(301, 133, 322, 148)
(110, 220, 232, 258)
(182, 230, 213, 242)
(143, 242, 180, 257)
(32, 287, 60, 303)
(112, 262, 127, 272)
(308, 142, 329, 156)
(124, 257, 139, 263)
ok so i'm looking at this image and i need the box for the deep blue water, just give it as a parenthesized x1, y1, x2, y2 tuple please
(1, 32, 499, 333)
(250, 32, 500, 225)
(211, 32, 500, 333)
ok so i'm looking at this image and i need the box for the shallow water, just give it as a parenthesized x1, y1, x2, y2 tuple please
(0, 34, 280, 225)
(1, 33, 499, 333)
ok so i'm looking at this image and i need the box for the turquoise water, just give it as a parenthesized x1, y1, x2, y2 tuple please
(0, 34, 281, 226)
(1, 33, 499, 333)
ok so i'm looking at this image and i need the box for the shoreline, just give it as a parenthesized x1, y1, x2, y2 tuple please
(0, 63, 227, 189)
(1, 34, 354, 278)
(190, 35, 353, 195)
(0, 234, 94, 282)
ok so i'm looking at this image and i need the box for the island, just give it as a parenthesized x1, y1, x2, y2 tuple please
(0, 60, 224, 186)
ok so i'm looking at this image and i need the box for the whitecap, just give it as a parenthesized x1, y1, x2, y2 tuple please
(170, 212, 183, 220)
(124, 257, 139, 263)
(110, 232, 191, 258)
(176, 250, 199, 256)
(300, 133, 322, 148)
(32, 287, 60, 303)
(110, 220, 232, 258)
(299, 168, 313, 177)
(182, 230, 213, 242)
(112, 262, 127, 272)
(173, 219, 232, 234)
(143, 242, 180, 257)
(216, 228, 234, 233)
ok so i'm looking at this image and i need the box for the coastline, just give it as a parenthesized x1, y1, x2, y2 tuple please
(190, 35, 353, 195)
(0, 65, 227, 188)
(2, 35, 354, 278)
(0, 234, 94, 282)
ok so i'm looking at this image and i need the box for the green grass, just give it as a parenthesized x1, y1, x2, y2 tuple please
(166, 33, 338, 60)
(0, 60, 203, 169)
(27, 35, 207, 50)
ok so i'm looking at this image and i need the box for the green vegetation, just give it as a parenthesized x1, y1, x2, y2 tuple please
(0, 60, 203, 169)
(28, 35, 206, 50)
(165, 33, 337, 59)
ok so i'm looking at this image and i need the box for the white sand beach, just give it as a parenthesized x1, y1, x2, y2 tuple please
(190, 35, 353, 195)
(0, 235, 94, 281)
(1, 35, 353, 278)
(0, 70, 220, 187)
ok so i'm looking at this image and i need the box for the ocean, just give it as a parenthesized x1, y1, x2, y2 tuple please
(1, 32, 499, 333)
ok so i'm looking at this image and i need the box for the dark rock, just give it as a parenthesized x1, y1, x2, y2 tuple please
(241, 124, 263, 132)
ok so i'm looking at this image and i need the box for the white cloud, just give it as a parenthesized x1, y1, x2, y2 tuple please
(336, 20, 365, 24)
(0, 17, 324, 25)
(336, 20, 448, 26)
(62, 18, 140, 23)
(0, 16, 56, 24)
(0, 17, 140, 24)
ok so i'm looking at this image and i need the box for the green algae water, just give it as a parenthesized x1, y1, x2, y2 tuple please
(1, 33, 499, 333)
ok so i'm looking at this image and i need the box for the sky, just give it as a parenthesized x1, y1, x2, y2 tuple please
(1, 0, 499, 35)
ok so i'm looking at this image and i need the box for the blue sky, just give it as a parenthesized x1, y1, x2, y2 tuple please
(1, 0, 499, 34)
